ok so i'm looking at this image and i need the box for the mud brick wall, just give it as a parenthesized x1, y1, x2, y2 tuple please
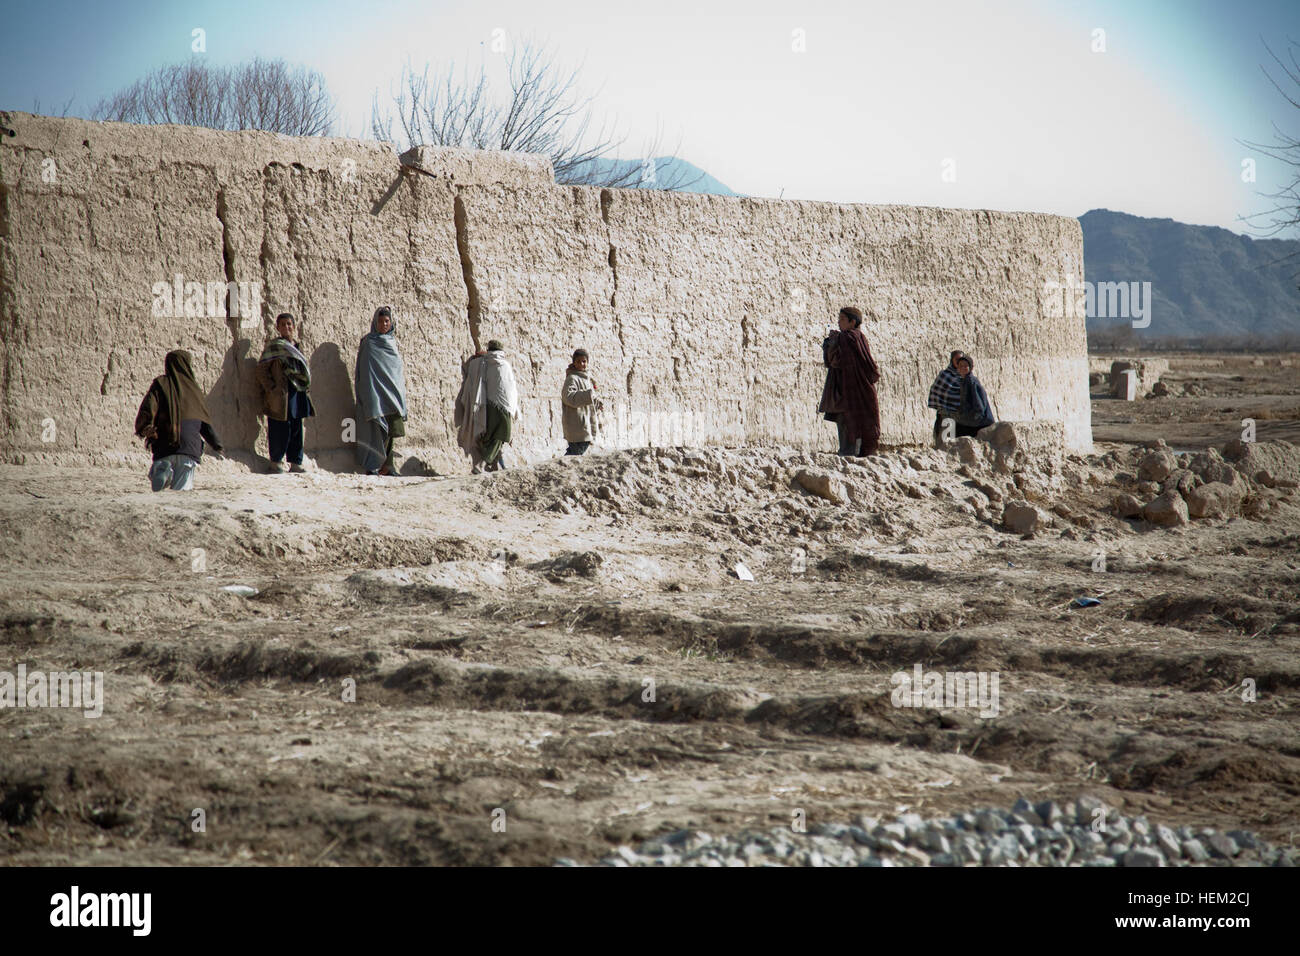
(0, 113, 1091, 473)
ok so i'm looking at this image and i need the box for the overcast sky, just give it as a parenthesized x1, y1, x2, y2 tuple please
(2, 0, 1297, 235)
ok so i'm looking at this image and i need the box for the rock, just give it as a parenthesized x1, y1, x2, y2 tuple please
(975, 810, 1007, 834)
(977, 422, 1018, 455)
(1222, 438, 1250, 461)
(1012, 797, 1042, 824)
(1205, 833, 1239, 859)
(1186, 481, 1241, 519)
(876, 822, 908, 842)
(1138, 450, 1176, 482)
(1075, 796, 1106, 827)
(976, 420, 1067, 462)
(1034, 801, 1063, 826)
(877, 837, 909, 855)
(1182, 839, 1209, 862)
(1113, 493, 1143, 518)
(1073, 831, 1106, 857)
(1002, 500, 1047, 534)
(1160, 468, 1199, 497)
(1122, 848, 1165, 867)
(953, 837, 983, 864)
(918, 831, 951, 854)
(1149, 380, 1171, 397)
(615, 845, 640, 864)
(794, 468, 847, 505)
(996, 832, 1023, 860)
(848, 827, 876, 848)
(638, 489, 668, 508)
(1143, 492, 1189, 527)
(664, 829, 707, 847)
(1188, 450, 1236, 486)
(561, 551, 604, 577)
(954, 436, 982, 466)
(1136, 480, 1160, 496)
(1155, 825, 1182, 859)
(1227, 829, 1259, 850)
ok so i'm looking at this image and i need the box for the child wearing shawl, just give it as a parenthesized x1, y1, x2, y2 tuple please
(454, 339, 519, 473)
(256, 312, 316, 473)
(826, 306, 881, 456)
(953, 354, 995, 436)
(134, 349, 223, 491)
(354, 306, 408, 475)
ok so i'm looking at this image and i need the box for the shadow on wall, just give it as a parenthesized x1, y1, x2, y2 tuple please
(208, 334, 263, 471)
(309, 341, 355, 473)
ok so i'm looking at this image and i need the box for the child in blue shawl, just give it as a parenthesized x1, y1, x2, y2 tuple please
(354, 306, 408, 475)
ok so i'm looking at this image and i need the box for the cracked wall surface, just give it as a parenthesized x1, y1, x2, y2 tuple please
(0, 113, 1091, 473)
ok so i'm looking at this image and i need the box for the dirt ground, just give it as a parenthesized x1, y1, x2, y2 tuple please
(1, 351, 1297, 866)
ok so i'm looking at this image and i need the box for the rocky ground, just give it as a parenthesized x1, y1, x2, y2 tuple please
(1, 352, 1297, 866)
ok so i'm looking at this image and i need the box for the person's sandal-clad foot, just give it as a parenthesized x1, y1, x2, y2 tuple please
(289, 463, 306, 473)
(267, 461, 285, 473)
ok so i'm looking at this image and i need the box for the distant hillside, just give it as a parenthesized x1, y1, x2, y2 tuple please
(564, 156, 738, 196)
(1080, 208, 1300, 343)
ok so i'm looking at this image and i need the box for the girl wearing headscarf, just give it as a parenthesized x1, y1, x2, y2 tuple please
(953, 354, 995, 436)
(256, 312, 315, 473)
(134, 349, 223, 491)
(354, 306, 408, 475)
(826, 306, 881, 456)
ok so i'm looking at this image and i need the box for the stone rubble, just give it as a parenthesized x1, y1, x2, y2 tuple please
(561, 799, 1298, 867)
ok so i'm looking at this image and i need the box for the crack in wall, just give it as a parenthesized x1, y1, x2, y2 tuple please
(600, 189, 619, 310)
(216, 184, 247, 423)
(99, 351, 116, 396)
(608, 244, 619, 310)
(453, 191, 482, 352)
(0, 179, 14, 439)
(258, 167, 274, 324)
(599, 188, 629, 382)
(216, 188, 237, 318)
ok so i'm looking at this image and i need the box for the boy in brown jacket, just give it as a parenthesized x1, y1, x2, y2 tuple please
(560, 349, 598, 455)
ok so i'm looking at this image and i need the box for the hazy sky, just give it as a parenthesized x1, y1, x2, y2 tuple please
(2, 0, 1297, 235)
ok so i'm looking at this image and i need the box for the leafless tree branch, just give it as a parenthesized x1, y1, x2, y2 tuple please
(1240, 37, 1300, 241)
(93, 58, 334, 136)
(372, 40, 704, 192)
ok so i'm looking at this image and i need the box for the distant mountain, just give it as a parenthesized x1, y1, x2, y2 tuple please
(564, 156, 738, 196)
(1080, 208, 1300, 341)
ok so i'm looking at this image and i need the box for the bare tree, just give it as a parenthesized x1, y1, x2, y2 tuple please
(1241, 38, 1300, 239)
(373, 41, 703, 191)
(94, 58, 334, 136)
